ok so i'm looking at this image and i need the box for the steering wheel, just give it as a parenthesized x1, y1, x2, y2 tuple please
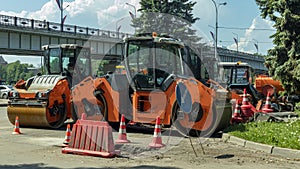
(132, 74, 153, 89)
(147, 68, 170, 86)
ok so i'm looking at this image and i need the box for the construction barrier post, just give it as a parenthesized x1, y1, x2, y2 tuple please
(62, 116, 120, 158)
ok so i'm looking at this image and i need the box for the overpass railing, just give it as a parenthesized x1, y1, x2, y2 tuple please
(0, 14, 131, 39)
(217, 47, 265, 62)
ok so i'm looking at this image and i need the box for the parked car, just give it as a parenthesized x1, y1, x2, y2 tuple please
(0, 85, 13, 99)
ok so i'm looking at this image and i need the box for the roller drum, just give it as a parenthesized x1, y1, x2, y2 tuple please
(7, 106, 65, 128)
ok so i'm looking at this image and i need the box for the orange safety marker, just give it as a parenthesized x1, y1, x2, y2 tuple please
(62, 118, 120, 158)
(115, 114, 131, 144)
(149, 116, 165, 148)
(231, 100, 243, 124)
(242, 88, 249, 105)
(12, 116, 22, 135)
(240, 88, 252, 118)
(62, 124, 71, 147)
(262, 91, 273, 113)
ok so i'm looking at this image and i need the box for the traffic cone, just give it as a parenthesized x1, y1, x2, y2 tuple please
(262, 91, 273, 113)
(62, 124, 71, 147)
(115, 114, 130, 143)
(241, 88, 252, 118)
(242, 88, 249, 105)
(149, 116, 165, 148)
(231, 100, 243, 124)
(12, 116, 22, 135)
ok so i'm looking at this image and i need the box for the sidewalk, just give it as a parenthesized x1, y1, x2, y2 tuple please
(222, 133, 300, 160)
(0, 99, 8, 107)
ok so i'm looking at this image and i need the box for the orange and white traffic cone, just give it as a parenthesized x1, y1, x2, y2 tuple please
(12, 116, 22, 135)
(242, 88, 249, 105)
(231, 100, 243, 124)
(149, 116, 165, 148)
(241, 88, 252, 118)
(115, 114, 130, 144)
(262, 91, 273, 113)
(62, 124, 71, 147)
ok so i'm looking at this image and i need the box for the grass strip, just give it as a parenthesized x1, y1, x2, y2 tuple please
(224, 120, 300, 150)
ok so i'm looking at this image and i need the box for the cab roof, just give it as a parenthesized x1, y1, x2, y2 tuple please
(41, 44, 87, 50)
(218, 61, 251, 67)
(124, 33, 184, 47)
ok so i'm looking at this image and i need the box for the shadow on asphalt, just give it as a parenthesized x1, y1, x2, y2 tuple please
(0, 163, 181, 169)
(214, 154, 235, 159)
(19, 119, 225, 139)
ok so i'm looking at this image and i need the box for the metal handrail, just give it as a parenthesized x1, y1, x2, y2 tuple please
(0, 14, 130, 39)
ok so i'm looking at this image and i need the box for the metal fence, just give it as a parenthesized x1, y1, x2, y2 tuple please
(0, 14, 130, 39)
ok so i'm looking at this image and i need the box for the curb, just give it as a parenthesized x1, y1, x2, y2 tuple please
(0, 99, 8, 107)
(222, 133, 300, 160)
(0, 103, 7, 107)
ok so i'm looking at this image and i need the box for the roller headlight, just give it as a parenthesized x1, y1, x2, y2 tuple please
(36, 91, 50, 99)
(12, 91, 19, 98)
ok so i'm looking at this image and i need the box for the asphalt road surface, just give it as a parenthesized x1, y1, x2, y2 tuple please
(0, 106, 299, 169)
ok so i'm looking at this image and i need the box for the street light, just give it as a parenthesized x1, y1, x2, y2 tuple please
(253, 39, 259, 54)
(211, 0, 227, 59)
(116, 18, 124, 38)
(232, 32, 239, 53)
(125, 2, 137, 33)
(58, 0, 69, 32)
(125, 2, 137, 18)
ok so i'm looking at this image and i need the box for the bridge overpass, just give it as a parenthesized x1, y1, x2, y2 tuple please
(0, 14, 126, 59)
(0, 14, 266, 72)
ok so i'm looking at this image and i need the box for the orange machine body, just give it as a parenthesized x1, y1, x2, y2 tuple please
(72, 73, 225, 135)
(255, 75, 284, 95)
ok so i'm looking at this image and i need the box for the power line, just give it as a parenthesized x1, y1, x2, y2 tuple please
(219, 26, 276, 31)
(219, 40, 273, 44)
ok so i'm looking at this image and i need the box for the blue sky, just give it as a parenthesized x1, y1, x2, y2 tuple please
(0, 0, 275, 67)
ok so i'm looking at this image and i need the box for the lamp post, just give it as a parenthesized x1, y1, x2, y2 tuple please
(125, 2, 137, 18)
(211, 0, 227, 59)
(116, 18, 124, 38)
(58, 0, 69, 32)
(232, 32, 239, 53)
(253, 39, 259, 54)
(59, 0, 63, 31)
(125, 2, 137, 33)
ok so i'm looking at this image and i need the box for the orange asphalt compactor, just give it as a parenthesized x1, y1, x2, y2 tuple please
(72, 33, 232, 136)
(7, 34, 232, 136)
(7, 44, 92, 128)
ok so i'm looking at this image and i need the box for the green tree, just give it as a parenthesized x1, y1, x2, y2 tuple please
(4, 61, 35, 83)
(256, 0, 300, 94)
(132, 0, 201, 45)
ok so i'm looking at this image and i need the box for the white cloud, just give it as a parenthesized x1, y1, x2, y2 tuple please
(0, 0, 140, 33)
(0, 0, 275, 54)
(227, 16, 275, 54)
(28, 1, 58, 21)
(66, 0, 95, 17)
(0, 10, 28, 18)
